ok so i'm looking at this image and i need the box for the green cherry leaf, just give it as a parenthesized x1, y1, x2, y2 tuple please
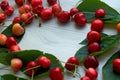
(102, 51, 120, 80)
(1, 24, 25, 43)
(77, 0, 120, 23)
(75, 34, 120, 63)
(1, 74, 27, 80)
(0, 50, 64, 77)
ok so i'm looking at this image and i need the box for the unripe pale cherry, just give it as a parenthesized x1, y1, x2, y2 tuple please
(0, 34, 7, 46)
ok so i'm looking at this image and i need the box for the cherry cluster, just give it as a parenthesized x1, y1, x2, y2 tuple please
(0, 0, 14, 24)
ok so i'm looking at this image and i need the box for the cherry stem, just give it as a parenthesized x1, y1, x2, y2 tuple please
(22, 65, 40, 73)
(57, 59, 81, 78)
(31, 70, 34, 80)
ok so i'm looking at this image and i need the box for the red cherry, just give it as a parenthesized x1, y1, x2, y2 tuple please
(49, 67, 64, 80)
(4, 6, 14, 16)
(0, 12, 6, 23)
(87, 31, 101, 44)
(32, 5, 43, 15)
(6, 37, 17, 48)
(15, 0, 25, 6)
(31, 0, 42, 7)
(87, 42, 101, 53)
(11, 58, 23, 72)
(47, 0, 57, 6)
(65, 57, 79, 71)
(57, 11, 70, 23)
(12, 17, 21, 24)
(74, 13, 87, 26)
(20, 12, 34, 24)
(19, 4, 31, 15)
(40, 8, 53, 21)
(10, 45, 21, 52)
(81, 76, 91, 80)
(52, 4, 62, 16)
(28, 0, 32, 3)
(112, 58, 120, 74)
(70, 7, 79, 17)
(37, 56, 51, 69)
(26, 61, 38, 76)
(95, 8, 106, 18)
(91, 19, 104, 32)
(84, 56, 99, 69)
(0, 0, 9, 10)
(85, 68, 98, 80)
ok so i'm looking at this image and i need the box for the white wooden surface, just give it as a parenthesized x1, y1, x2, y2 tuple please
(0, 0, 120, 80)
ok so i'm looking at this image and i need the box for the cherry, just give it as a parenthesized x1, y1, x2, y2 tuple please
(87, 31, 101, 44)
(49, 67, 64, 80)
(87, 42, 101, 53)
(52, 4, 62, 16)
(112, 58, 120, 74)
(19, 4, 31, 15)
(74, 13, 87, 26)
(20, 12, 34, 24)
(85, 68, 98, 80)
(37, 56, 51, 69)
(65, 57, 79, 71)
(116, 23, 120, 33)
(57, 11, 70, 23)
(12, 17, 21, 24)
(95, 8, 106, 18)
(70, 7, 79, 17)
(31, 0, 42, 7)
(0, 0, 9, 10)
(0, 34, 7, 46)
(6, 37, 17, 48)
(28, 0, 32, 3)
(12, 23, 24, 36)
(84, 56, 99, 69)
(26, 61, 38, 76)
(4, 6, 14, 16)
(32, 5, 43, 16)
(47, 0, 57, 6)
(0, 12, 6, 23)
(10, 45, 21, 52)
(15, 0, 25, 6)
(91, 19, 104, 32)
(40, 8, 53, 21)
(81, 76, 91, 80)
(10, 58, 23, 72)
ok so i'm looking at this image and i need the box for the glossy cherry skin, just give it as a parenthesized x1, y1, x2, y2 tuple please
(87, 31, 101, 44)
(40, 8, 53, 21)
(65, 57, 79, 71)
(84, 56, 99, 69)
(10, 45, 21, 52)
(32, 5, 43, 16)
(19, 4, 31, 15)
(70, 7, 79, 17)
(74, 13, 87, 26)
(91, 19, 104, 32)
(4, 6, 14, 16)
(0, 12, 6, 23)
(49, 67, 64, 80)
(15, 0, 25, 6)
(81, 76, 91, 80)
(0, 34, 7, 46)
(57, 11, 70, 23)
(85, 68, 98, 80)
(112, 58, 120, 74)
(52, 4, 62, 16)
(47, 0, 57, 6)
(11, 58, 23, 72)
(26, 61, 38, 76)
(37, 56, 51, 69)
(116, 23, 120, 33)
(0, 0, 9, 10)
(95, 8, 106, 18)
(87, 42, 101, 53)
(31, 0, 42, 7)
(6, 37, 17, 48)
(12, 17, 21, 24)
